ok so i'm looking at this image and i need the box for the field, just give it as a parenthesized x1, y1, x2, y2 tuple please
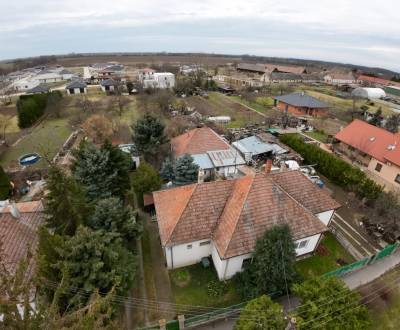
(185, 92, 266, 128)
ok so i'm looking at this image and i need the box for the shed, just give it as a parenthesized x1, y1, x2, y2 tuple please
(351, 87, 386, 99)
(100, 79, 118, 92)
(66, 80, 87, 95)
(232, 136, 286, 162)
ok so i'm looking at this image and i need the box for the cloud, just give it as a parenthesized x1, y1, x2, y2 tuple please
(0, 0, 399, 71)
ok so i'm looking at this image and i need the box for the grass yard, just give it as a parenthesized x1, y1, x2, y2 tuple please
(0, 117, 73, 169)
(304, 130, 329, 143)
(295, 232, 355, 278)
(170, 263, 241, 310)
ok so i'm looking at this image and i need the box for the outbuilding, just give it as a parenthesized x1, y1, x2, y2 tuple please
(351, 87, 386, 99)
(100, 79, 118, 93)
(66, 81, 87, 95)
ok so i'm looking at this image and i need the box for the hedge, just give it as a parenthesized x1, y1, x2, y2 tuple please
(279, 134, 383, 201)
(17, 92, 61, 128)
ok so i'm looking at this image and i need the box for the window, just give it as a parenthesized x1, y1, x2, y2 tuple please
(295, 240, 309, 249)
(375, 163, 383, 172)
(199, 240, 211, 246)
(395, 174, 400, 184)
(186, 244, 192, 249)
(242, 258, 252, 270)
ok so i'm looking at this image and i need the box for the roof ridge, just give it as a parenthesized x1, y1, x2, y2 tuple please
(215, 175, 255, 258)
(166, 184, 198, 245)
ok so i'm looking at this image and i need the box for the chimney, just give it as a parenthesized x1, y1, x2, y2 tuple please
(10, 202, 21, 219)
(265, 159, 273, 174)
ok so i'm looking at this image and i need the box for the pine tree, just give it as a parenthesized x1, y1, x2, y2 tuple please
(174, 154, 199, 186)
(87, 197, 142, 242)
(61, 226, 136, 307)
(131, 113, 168, 157)
(0, 165, 12, 200)
(44, 166, 90, 235)
(160, 157, 175, 182)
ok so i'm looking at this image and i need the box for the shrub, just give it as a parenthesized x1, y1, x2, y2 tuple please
(0, 166, 12, 200)
(280, 134, 382, 201)
(207, 280, 228, 297)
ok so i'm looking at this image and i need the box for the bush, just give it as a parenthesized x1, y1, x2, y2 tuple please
(0, 166, 12, 200)
(17, 93, 49, 128)
(207, 280, 228, 297)
(280, 134, 382, 201)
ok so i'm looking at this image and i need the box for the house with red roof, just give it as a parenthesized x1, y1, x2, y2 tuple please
(171, 127, 245, 180)
(334, 119, 400, 188)
(153, 170, 340, 280)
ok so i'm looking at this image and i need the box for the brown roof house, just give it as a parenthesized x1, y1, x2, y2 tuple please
(153, 169, 340, 280)
(171, 127, 245, 180)
(0, 200, 44, 277)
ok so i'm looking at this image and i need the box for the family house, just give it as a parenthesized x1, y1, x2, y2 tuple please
(66, 80, 87, 95)
(153, 170, 340, 280)
(142, 72, 175, 89)
(171, 127, 245, 179)
(334, 119, 400, 189)
(0, 201, 44, 277)
(274, 92, 329, 117)
(324, 72, 356, 85)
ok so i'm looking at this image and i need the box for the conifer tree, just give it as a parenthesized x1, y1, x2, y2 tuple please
(174, 154, 199, 186)
(0, 165, 12, 200)
(160, 157, 175, 182)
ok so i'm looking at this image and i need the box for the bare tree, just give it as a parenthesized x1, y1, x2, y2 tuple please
(0, 82, 14, 106)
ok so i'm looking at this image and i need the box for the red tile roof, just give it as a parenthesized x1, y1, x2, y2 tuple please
(171, 127, 230, 157)
(335, 119, 400, 167)
(154, 171, 337, 259)
(358, 75, 400, 87)
(0, 201, 44, 276)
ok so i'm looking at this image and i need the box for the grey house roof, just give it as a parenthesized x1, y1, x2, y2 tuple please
(274, 92, 329, 108)
(27, 84, 50, 94)
(232, 136, 287, 156)
(66, 80, 87, 89)
(101, 79, 118, 87)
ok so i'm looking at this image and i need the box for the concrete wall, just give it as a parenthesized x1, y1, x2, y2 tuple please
(368, 158, 400, 187)
(316, 210, 334, 226)
(165, 239, 213, 269)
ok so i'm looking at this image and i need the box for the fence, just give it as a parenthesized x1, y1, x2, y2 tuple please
(324, 242, 400, 278)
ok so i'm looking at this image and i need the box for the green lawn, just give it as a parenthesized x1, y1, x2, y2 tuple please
(170, 263, 241, 310)
(304, 130, 328, 143)
(295, 232, 355, 278)
(0, 117, 73, 169)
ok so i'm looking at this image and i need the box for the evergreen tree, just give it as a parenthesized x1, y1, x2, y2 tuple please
(44, 166, 90, 235)
(131, 114, 168, 157)
(174, 154, 199, 186)
(0, 165, 12, 200)
(60, 226, 136, 307)
(101, 140, 132, 198)
(234, 295, 285, 330)
(236, 224, 297, 299)
(87, 197, 142, 242)
(160, 157, 175, 182)
(131, 162, 162, 207)
(293, 277, 371, 330)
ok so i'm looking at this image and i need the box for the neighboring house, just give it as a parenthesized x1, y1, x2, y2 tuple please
(334, 119, 400, 188)
(232, 135, 287, 163)
(274, 92, 329, 117)
(171, 127, 245, 179)
(324, 73, 356, 85)
(26, 84, 50, 95)
(268, 72, 303, 84)
(143, 72, 175, 89)
(0, 200, 44, 277)
(12, 78, 40, 91)
(100, 79, 118, 93)
(66, 81, 87, 95)
(153, 170, 340, 280)
(351, 87, 386, 99)
(118, 143, 140, 170)
(357, 75, 400, 88)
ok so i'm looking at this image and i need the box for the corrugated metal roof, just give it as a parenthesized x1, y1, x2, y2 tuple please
(207, 149, 245, 167)
(232, 136, 286, 156)
(192, 153, 214, 169)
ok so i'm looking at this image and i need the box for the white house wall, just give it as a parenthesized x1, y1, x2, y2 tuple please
(165, 239, 212, 269)
(295, 233, 322, 256)
(316, 210, 334, 226)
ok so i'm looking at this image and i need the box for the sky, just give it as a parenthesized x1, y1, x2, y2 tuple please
(0, 0, 399, 72)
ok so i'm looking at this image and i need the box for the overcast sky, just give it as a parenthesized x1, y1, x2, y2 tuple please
(1, 0, 399, 72)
